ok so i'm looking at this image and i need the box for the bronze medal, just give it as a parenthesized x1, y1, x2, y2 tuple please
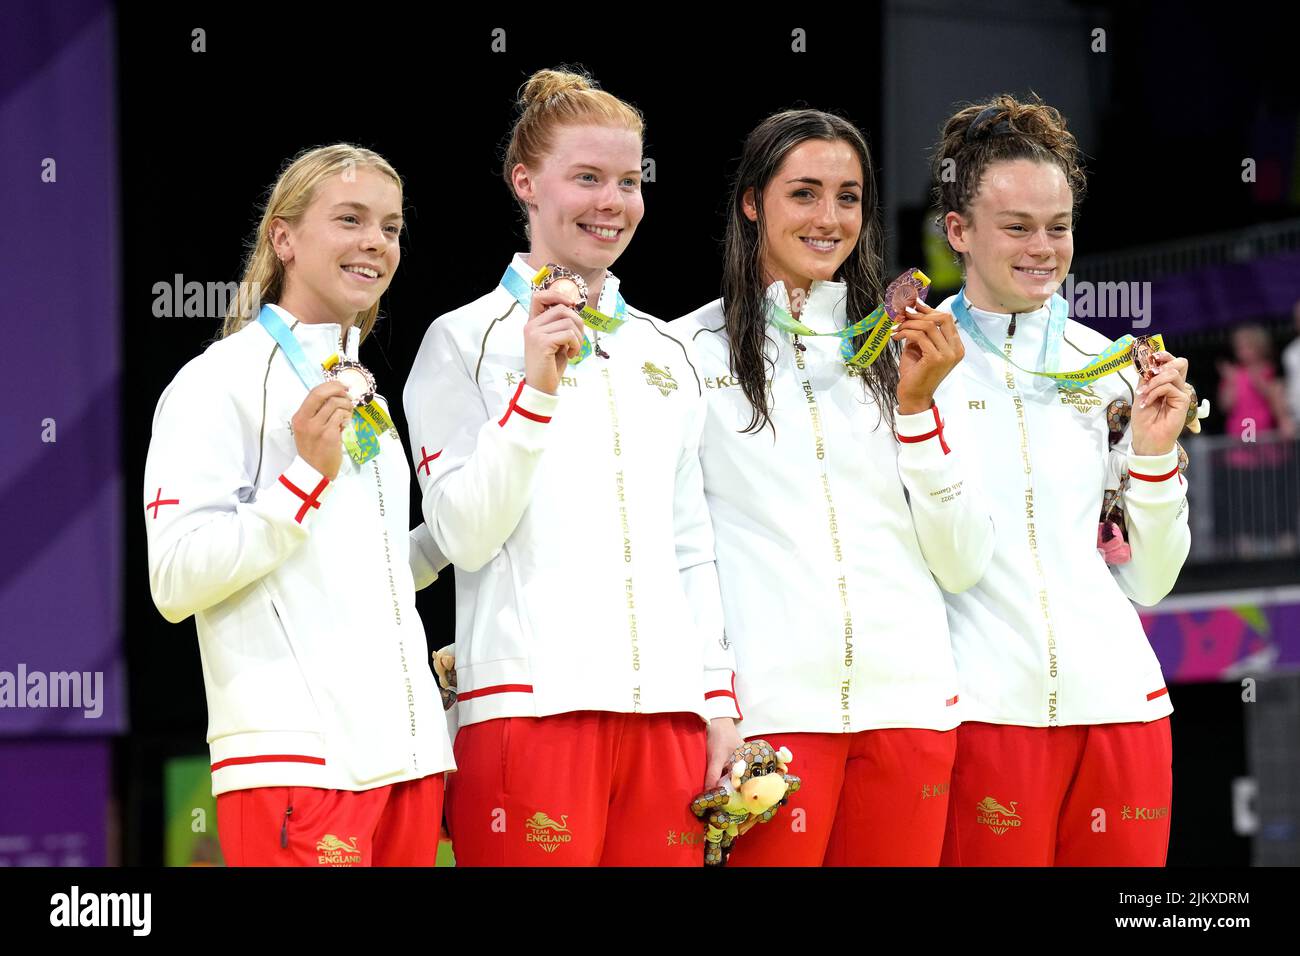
(1131, 335, 1159, 382)
(883, 269, 932, 322)
(535, 264, 588, 312)
(326, 360, 377, 407)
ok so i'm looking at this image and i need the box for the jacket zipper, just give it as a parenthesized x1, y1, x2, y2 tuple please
(1001, 314, 1060, 726)
(791, 337, 855, 730)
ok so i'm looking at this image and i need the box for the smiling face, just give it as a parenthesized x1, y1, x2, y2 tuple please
(946, 158, 1073, 314)
(512, 123, 644, 276)
(744, 138, 864, 303)
(271, 166, 402, 325)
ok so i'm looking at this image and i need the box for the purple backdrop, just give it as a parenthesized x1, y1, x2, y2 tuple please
(1150, 250, 1300, 334)
(0, 738, 110, 865)
(1070, 250, 1300, 337)
(1141, 588, 1300, 682)
(0, 0, 123, 735)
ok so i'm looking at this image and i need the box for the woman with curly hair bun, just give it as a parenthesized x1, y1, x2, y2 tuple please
(928, 94, 1192, 866)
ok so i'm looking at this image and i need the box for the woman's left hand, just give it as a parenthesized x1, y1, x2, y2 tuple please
(705, 717, 744, 789)
(1130, 350, 1192, 455)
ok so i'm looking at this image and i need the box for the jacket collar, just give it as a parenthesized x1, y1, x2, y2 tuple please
(960, 292, 1053, 352)
(764, 278, 849, 332)
(266, 303, 360, 363)
(507, 253, 622, 314)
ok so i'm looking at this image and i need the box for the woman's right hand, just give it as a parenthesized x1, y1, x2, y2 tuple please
(524, 287, 587, 395)
(292, 381, 354, 479)
(892, 300, 965, 414)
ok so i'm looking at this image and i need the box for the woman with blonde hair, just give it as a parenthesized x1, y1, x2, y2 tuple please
(404, 68, 741, 866)
(145, 144, 453, 866)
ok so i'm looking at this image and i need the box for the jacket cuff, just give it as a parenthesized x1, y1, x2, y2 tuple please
(264, 456, 333, 527)
(896, 401, 953, 465)
(409, 524, 447, 591)
(704, 669, 742, 721)
(1125, 449, 1185, 503)
(497, 381, 560, 439)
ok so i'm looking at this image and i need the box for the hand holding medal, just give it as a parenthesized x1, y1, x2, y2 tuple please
(321, 354, 396, 466)
(523, 264, 588, 395)
(324, 359, 377, 407)
(1130, 335, 1162, 383)
(888, 268, 965, 415)
(290, 380, 354, 480)
(536, 264, 588, 312)
(254, 305, 392, 471)
(884, 268, 931, 322)
(1130, 345, 1192, 455)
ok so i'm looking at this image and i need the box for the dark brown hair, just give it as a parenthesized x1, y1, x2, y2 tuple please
(722, 109, 896, 435)
(930, 93, 1087, 254)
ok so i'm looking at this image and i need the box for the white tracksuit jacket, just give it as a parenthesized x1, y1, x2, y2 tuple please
(933, 292, 1188, 727)
(673, 280, 996, 737)
(145, 305, 454, 795)
(403, 255, 740, 728)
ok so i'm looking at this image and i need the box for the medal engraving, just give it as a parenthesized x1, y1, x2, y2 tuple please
(883, 269, 932, 322)
(326, 360, 377, 407)
(1131, 335, 1158, 382)
(535, 264, 588, 312)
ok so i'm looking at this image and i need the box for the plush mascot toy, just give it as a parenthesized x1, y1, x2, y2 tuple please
(432, 646, 456, 710)
(690, 740, 801, 866)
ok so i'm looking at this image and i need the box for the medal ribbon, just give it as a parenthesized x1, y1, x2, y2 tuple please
(321, 354, 396, 435)
(256, 305, 381, 465)
(498, 264, 627, 365)
(765, 269, 933, 370)
(767, 301, 894, 369)
(950, 290, 1163, 391)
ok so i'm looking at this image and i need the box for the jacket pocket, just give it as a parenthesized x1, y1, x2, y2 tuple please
(259, 587, 326, 730)
(280, 788, 295, 850)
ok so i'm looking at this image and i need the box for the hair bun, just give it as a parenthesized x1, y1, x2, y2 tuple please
(930, 92, 1086, 262)
(964, 105, 1011, 142)
(520, 68, 594, 109)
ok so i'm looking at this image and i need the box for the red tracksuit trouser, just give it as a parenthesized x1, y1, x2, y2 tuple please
(940, 718, 1173, 866)
(726, 728, 958, 866)
(445, 710, 707, 866)
(216, 774, 445, 866)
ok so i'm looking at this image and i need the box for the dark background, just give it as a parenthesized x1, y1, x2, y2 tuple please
(116, 3, 1293, 865)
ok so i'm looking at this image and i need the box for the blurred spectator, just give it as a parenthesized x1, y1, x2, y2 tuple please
(1215, 325, 1296, 554)
(1217, 325, 1294, 444)
(1284, 301, 1300, 429)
